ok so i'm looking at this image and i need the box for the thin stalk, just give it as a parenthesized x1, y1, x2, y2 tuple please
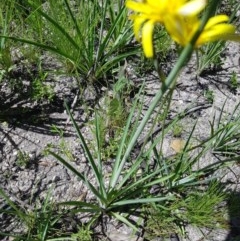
(153, 57, 166, 82)
(196, 49, 200, 74)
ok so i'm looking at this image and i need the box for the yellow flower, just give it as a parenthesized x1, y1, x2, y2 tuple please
(164, 14, 240, 47)
(126, 0, 207, 57)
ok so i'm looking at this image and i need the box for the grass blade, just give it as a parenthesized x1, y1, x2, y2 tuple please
(64, 101, 107, 198)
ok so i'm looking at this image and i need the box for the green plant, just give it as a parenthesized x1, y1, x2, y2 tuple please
(229, 71, 239, 92)
(196, 41, 225, 75)
(144, 205, 180, 239)
(0, 0, 15, 70)
(210, 101, 240, 157)
(2, 0, 139, 83)
(196, 1, 240, 76)
(182, 185, 227, 228)
(0, 0, 28, 67)
(172, 123, 184, 137)
(31, 74, 54, 101)
(30, 70, 54, 101)
(145, 182, 227, 239)
(90, 76, 134, 159)
(0, 67, 11, 83)
(50, 125, 75, 161)
(0, 0, 49, 104)
(47, 100, 234, 234)
(0, 0, 238, 240)
(0, 187, 69, 240)
(71, 226, 92, 241)
(204, 89, 214, 104)
(44, 1, 237, 235)
(16, 150, 30, 168)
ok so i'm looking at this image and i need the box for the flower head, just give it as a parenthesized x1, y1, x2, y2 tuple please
(164, 14, 240, 47)
(126, 0, 240, 58)
(126, 0, 207, 57)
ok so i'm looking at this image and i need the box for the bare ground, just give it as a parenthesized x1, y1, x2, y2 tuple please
(0, 41, 240, 240)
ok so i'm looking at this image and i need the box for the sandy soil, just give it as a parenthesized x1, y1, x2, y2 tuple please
(0, 40, 240, 240)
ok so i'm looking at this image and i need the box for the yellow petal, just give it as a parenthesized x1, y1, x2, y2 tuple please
(197, 24, 236, 44)
(204, 15, 229, 29)
(132, 15, 147, 41)
(164, 15, 194, 45)
(146, 0, 163, 9)
(178, 0, 206, 16)
(142, 20, 155, 58)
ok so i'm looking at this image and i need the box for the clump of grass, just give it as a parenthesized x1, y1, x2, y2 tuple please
(50, 125, 75, 161)
(90, 76, 134, 159)
(197, 41, 226, 75)
(5, 0, 139, 84)
(71, 225, 93, 241)
(210, 101, 240, 158)
(145, 182, 227, 239)
(16, 150, 30, 168)
(0, 187, 74, 240)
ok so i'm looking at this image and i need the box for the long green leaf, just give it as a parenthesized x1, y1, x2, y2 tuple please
(110, 212, 138, 232)
(0, 188, 28, 224)
(48, 150, 105, 203)
(94, 112, 108, 200)
(109, 84, 145, 189)
(0, 35, 74, 60)
(96, 49, 139, 78)
(112, 195, 174, 207)
(58, 200, 100, 210)
(63, 0, 84, 45)
(27, 0, 80, 50)
(64, 102, 105, 197)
